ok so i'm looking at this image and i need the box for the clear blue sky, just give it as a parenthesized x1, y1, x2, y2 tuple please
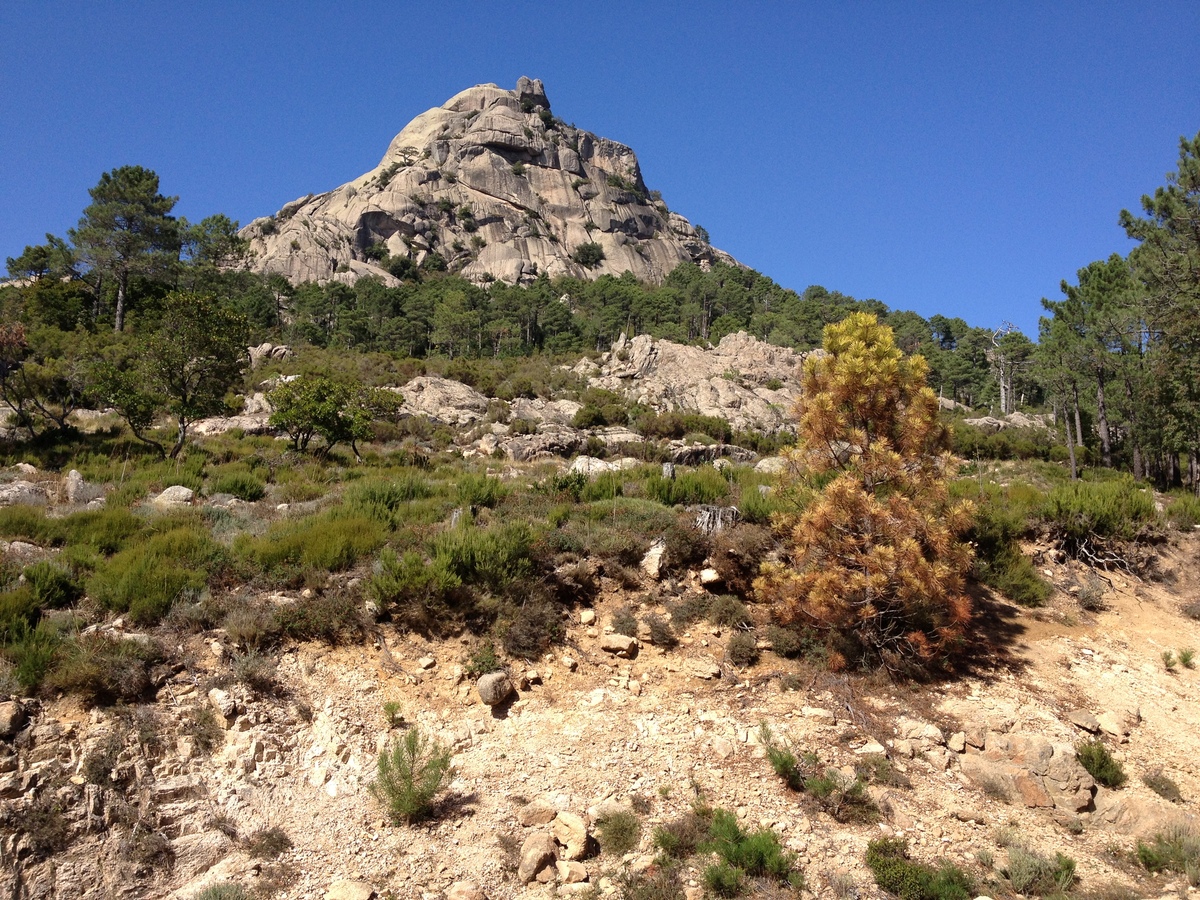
(2, 2, 1196, 338)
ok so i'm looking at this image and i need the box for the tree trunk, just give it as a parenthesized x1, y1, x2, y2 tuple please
(114, 272, 127, 332)
(1064, 409, 1078, 480)
(1096, 370, 1112, 468)
(1072, 384, 1084, 447)
(168, 419, 188, 459)
(1123, 375, 1143, 479)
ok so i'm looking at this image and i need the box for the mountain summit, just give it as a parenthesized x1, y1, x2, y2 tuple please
(242, 77, 736, 286)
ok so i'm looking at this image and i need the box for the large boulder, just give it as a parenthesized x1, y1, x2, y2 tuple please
(0, 481, 47, 507)
(397, 377, 489, 426)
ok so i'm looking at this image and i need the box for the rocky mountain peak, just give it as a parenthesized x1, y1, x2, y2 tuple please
(242, 78, 737, 287)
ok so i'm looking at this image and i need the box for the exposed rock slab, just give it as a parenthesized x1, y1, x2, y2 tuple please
(243, 78, 737, 289)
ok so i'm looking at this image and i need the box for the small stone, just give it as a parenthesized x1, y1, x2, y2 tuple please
(477, 672, 514, 706)
(947, 732, 966, 753)
(600, 634, 638, 657)
(556, 860, 589, 883)
(1068, 710, 1100, 734)
(517, 799, 557, 826)
(699, 568, 722, 585)
(324, 880, 376, 900)
(447, 883, 487, 900)
(628, 680, 642, 696)
(580, 610, 596, 626)
(562, 656, 578, 671)
(418, 656, 436, 670)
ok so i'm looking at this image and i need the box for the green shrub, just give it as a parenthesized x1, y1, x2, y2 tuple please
(1004, 845, 1076, 894)
(273, 593, 365, 644)
(243, 826, 292, 859)
(707, 595, 751, 629)
(370, 727, 453, 824)
(596, 809, 641, 854)
(960, 483, 1050, 606)
(193, 884, 251, 900)
(865, 837, 973, 900)
(1136, 824, 1200, 883)
(501, 598, 563, 660)
(645, 468, 730, 506)
(1043, 476, 1158, 549)
(700, 809, 801, 890)
(1076, 738, 1126, 788)
(1144, 769, 1184, 803)
(0, 505, 63, 545)
(1166, 492, 1200, 530)
(572, 241, 606, 268)
(345, 473, 432, 521)
(209, 470, 266, 502)
(88, 523, 218, 624)
(456, 474, 508, 508)
(703, 862, 744, 898)
(22, 561, 81, 609)
(726, 631, 759, 666)
(4, 621, 61, 690)
(464, 641, 500, 676)
(368, 549, 461, 634)
(43, 634, 162, 705)
(60, 506, 143, 554)
(237, 511, 385, 576)
(611, 606, 639, 637)
(430, 522, 533, 593)
(653, 811, 709, 859)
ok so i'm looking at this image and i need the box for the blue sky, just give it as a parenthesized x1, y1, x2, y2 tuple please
(2, 2, 1196, 338)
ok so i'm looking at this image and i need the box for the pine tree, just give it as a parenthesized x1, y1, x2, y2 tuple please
(755, 312, 974, 672)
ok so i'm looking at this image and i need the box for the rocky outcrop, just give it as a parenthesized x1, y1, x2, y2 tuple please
(584, 331, 806, 433)
(242, 78, 737, 288)
(397, 377, 489, 426)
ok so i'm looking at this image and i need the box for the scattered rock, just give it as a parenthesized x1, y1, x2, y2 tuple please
(517, 799, 558, 826)
(640, 539, 667, 579)
(553, 811, 591, 860)
(153, 485, 195, 507)
(447, 882, 487, 900)
(600, 634, 638, 658)
(556, 860, 589, 883)
(1068, 710, 1101, 733)
(0, 481, 47, 507)
(0, 701, 26, 738)
(579, 610, 596, 626)
(324, 880, 377, 900)
(477, 672, 514, 706)
(518, 833, 558, 883)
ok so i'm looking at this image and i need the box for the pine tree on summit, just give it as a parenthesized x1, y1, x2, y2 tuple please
(755, 312, 974, 673)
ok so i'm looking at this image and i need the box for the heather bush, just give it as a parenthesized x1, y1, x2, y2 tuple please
(370, 727, 452, 824)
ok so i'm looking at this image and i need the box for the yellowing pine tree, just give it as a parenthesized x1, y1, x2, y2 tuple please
(755, 313, 974, 672)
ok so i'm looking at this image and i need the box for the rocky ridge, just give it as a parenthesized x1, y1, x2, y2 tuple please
(243, 78, 737, 288)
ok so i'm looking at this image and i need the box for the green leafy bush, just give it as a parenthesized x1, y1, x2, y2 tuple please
(22, 561, 80, 609)
(89, 524, 220, 624)
(344, 472, 432, 521)
(1076, 738, 1126, 788)
(209, 470, 266, 502)
(572, 241, 606, 268)
(1042, 476, 1158, 550)
(1166, 492, 1200, 530)
(456, 474, 508, 508)
(700, 809, 802, 891)
(370, 727, 453, 824)
(368, 549, 461, 634)
(1136, 825, 1200, 883)
(645, 468, 730, 506)
(865, 837, 973, 900)
(430, 522, 533, 593)
(237, 511, 385, 576)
